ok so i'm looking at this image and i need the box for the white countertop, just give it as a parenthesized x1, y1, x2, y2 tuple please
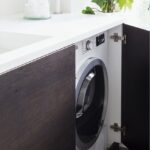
(0, 13, 149, 74)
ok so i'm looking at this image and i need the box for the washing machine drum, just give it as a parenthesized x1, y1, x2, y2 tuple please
(76, 58, 108, 150)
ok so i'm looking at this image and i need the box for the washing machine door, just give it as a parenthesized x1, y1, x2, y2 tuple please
(76, 58, 108, 150)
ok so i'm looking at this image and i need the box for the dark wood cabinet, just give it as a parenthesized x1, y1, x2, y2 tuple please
(122, 24, 149, 150)
(0, 46, 75, 150)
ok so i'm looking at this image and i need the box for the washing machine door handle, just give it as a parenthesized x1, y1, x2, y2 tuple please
(76, 72, 95, 119)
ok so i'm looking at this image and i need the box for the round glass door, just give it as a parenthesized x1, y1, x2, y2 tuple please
(76, 59, 108, 149)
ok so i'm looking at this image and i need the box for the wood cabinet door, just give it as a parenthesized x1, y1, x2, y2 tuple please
(0, 46, 75, 150)
(122, 25, 149, 150)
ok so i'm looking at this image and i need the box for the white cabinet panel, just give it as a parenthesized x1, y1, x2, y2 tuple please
(106, 25, 122, 146)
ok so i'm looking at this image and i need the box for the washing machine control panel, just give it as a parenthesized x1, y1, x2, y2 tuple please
(96, 33, 105, 46)
(76, 33, 106, 55)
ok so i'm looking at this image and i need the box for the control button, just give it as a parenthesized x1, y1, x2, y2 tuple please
(86, 40, 93, 51)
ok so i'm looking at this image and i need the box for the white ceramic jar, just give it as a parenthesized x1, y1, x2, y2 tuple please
(24, 0, 50, 19)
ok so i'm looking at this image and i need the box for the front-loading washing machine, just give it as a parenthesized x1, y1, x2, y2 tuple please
(76, 32, 109, 150)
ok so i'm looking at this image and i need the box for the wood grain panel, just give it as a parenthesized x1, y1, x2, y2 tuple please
(0, 46, 75, 150)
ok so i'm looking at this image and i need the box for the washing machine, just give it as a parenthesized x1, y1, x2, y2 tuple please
(76, 32, 108, 150)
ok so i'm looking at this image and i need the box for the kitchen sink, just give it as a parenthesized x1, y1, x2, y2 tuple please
(0, 32, 50, 54)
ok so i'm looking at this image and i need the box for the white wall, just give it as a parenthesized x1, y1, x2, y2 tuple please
(0, 0, 24, 16)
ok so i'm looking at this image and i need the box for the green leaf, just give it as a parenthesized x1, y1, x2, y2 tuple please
(92, 0, 107, 8)
(91, 0, 117, 12)
(83, 0, 133, 13)
(82, 7, 95, 14)
(117, 0, 134, 9)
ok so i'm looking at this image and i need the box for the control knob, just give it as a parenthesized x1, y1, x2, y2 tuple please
(86, 40, 93, 51)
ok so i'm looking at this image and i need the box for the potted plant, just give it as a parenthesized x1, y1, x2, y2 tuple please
(82, 0, 133, 14)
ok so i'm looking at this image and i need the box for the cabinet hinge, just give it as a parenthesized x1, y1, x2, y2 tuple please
(110, 123, 126, 136)
(110, 33, 127, 44)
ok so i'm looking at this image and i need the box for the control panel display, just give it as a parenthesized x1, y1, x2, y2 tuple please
(96, 34, 105, 46)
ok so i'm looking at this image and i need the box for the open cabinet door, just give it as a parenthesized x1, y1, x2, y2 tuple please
(122, 24, 149, 150)
(107, 25, 123, 147)
(107, 24, 149, 150)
